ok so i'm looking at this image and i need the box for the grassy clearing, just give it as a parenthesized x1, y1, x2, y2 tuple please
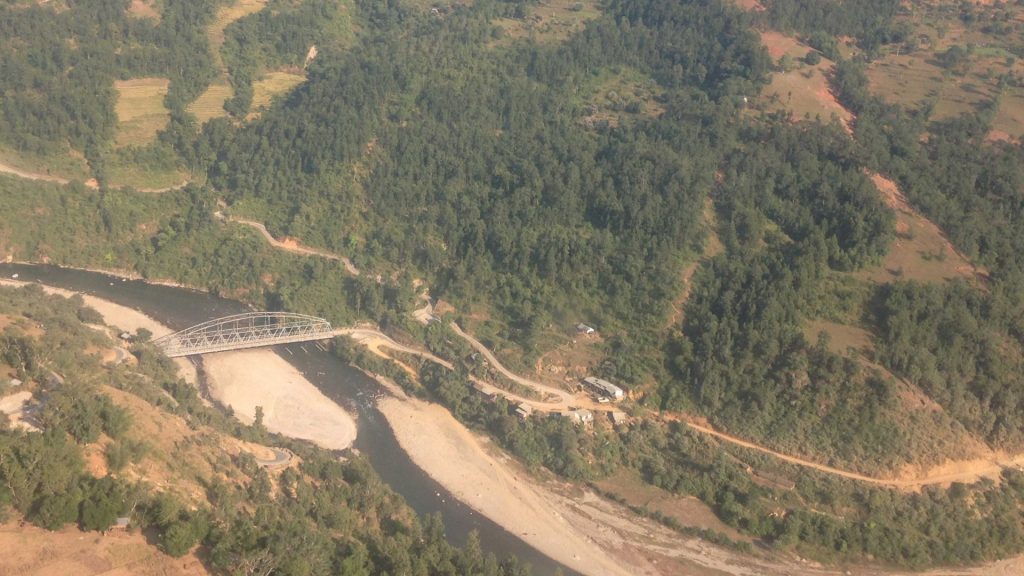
(126, 0, 160, 21)
(187, 79, 233, 124)
(593, 469, 754, 543)
(534, 330, 605, 384)
(0, 145, 91, 181)
(758, 31, 853, 129)
(856, 173, 983, 285)
(104, 140, 188, 191)
(0, 520, 208, 576)
(113, 77, 171, 148)
(866, 53, 998, 122)
(577, 66, 665, 128)
(863, 358, 995, 470)
(990, 88, 1024, 141)
(803, 319, 873, 355)
(799, 315, 995, 470)
(492, 0, 601, 46)
(247, 71, 306, 119)
(105, 157, 187, 191)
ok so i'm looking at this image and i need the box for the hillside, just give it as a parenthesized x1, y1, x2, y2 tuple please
(2, 0, 1024, 571)
(0, 283, 529, 575)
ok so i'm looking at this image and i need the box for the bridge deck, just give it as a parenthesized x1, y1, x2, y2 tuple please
(153, 312, 333, 357)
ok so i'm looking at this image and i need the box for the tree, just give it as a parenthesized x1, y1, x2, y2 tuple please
(162, 520, 199, 557)
(32, 489, 82, 530)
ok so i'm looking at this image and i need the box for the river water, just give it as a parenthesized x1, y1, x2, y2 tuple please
(0, 263, 571, 576)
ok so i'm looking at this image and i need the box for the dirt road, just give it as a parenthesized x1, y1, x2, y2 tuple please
(0, 160, 82, 186)
(681, 418, 1024, 489)
(374, 318, 1024, 489)
(339, 301, 1024, 489)
(0, 158, 189, 193)
(336, 327, 575, 411)
(449, 322, 576, 405)
(218, 214, 361, 275)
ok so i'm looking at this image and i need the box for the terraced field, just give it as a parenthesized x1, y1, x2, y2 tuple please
(113, 78, 171, 147)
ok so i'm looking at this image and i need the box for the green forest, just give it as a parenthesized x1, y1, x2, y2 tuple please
(4, 0, 1024, 571)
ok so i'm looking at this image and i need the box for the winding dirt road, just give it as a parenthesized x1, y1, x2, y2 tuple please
(341, 318, 1020, 495)
(217, 213, 361, 275)
(342, 321, 1024, 489)
(681, 418, 1024, 489)
(449, 322, 576, 405)
(0, 159, 188, 193)
(336, 327, 574, 411)
(0, 160, 86, 186)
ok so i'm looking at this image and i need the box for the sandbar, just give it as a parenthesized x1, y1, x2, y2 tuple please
(203, 349, 356, 450)
(376, 385, 637, 576)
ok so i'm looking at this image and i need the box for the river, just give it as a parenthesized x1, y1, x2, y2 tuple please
(0, 263, 572, 576)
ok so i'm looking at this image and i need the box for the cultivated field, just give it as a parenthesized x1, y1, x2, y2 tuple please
(113, 78, 171, 148)
(187, 79, 233, 124)
(593, 469, 753, 544)
(209, 0, 268, 68)
(187, 0, 269, 122)
(104, 156, 187, 191)
(803, 319, 873, 355)
(991, 89, 1024, 141)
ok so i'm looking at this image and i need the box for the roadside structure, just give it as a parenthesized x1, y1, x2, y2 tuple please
(610, 411, 628, 427)
(515, 403, 534, 420)
(582, 376, 624, 401)
(567, 408, 594, 425)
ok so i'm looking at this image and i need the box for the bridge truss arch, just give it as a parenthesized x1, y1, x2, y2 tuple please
(153, 312, 333, 357)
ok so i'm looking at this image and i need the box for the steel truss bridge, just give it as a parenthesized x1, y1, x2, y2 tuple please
(153, 312, 333, 357)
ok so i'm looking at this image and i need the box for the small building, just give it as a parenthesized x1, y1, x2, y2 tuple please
(112, 516, 131, 530)
(582, 376, 624, 401)
(471, 382, 498, 403)
(567, 408, 593, 425)
(610, 411, 628, 427)
(575, 323, 596, 335)
(515, 403, 534, 420)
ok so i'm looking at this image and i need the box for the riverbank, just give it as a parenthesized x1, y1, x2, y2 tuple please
(0, 277, 355, 451)
(375, 371, 1024, 576)
(8, 266, 1024, 576)
(9, 260, 198, 292)
(203, 350, 357, 450)
(375, 383, 633, 576)
(0, 277, 171, 337)
(369, 376, 757, 576)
